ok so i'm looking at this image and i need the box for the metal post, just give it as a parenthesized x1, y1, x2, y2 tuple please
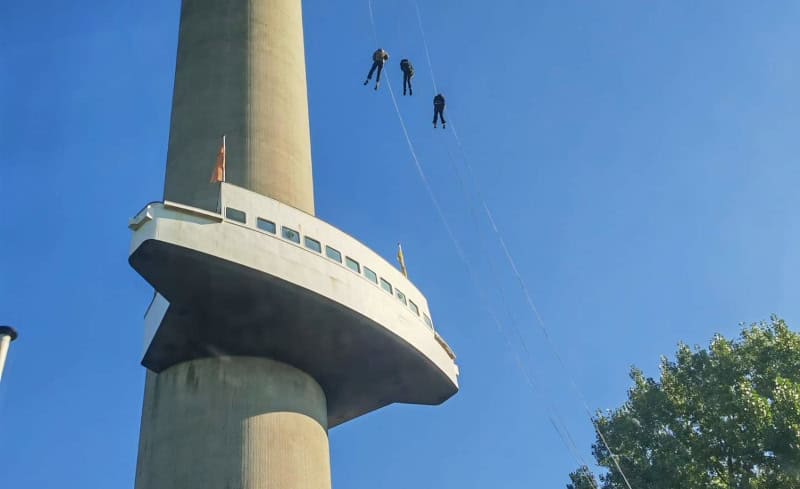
(0, 326, 18, 383)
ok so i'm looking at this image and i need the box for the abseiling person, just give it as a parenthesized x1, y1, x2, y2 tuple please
(400, 58, 415, 96)
(433, 93, 446, 129)
(364, 48, 389, 91)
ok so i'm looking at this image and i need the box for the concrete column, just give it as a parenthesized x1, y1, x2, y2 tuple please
(134, 357, 331, 489)
(164, 0, 315, 215)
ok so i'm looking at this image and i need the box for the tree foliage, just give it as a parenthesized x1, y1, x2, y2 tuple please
(568, 317, 800, 489)
(567, 466, 598, 489)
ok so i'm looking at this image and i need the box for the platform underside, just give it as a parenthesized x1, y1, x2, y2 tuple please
(130, 239, 457, 427)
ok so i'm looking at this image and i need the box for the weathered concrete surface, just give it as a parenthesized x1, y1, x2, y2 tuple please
(134, 357, 331, 489)
(132, 239, 457, 426)
(164, 0, 315, 214)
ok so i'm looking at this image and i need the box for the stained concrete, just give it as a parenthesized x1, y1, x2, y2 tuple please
(134, 357, 331, 489)
(163, 0, 315, 215)
(135, 0, 455, 485)
(131, 238, 457, 426)
(138, 1, 326, 485)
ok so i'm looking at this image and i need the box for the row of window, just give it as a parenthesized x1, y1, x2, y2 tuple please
(226, 206, 434, 330)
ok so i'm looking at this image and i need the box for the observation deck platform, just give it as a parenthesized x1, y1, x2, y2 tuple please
(128, 183, 459, 426)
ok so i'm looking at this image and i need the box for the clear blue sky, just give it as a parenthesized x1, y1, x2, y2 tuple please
(1, 1, 799, 487)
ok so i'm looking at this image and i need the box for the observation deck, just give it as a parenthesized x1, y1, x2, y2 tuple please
(128, 183, 459, 426)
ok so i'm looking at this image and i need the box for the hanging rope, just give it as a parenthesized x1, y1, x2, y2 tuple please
(368, 2, 455, 257)
(442, 135, 601, 489)
(412, 1, 439, 95)
(450, 116, 634, 489)
(367, 0, 378, 44)
(366, 2, 603, 487)
(407, 3, 636, 488)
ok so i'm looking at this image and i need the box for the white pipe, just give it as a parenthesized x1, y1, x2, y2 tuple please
(0, 334, 11, 383)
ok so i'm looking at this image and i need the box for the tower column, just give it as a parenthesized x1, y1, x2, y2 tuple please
(164, 0, 315, 214)
(131, 0, 459, 483)
(134, 357, 331, 489)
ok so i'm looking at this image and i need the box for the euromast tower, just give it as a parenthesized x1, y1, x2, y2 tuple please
(128, 1, 459, 487)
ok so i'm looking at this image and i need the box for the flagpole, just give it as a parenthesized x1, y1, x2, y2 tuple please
(217, 134, 227, 214)
(398, 243, 408, 278)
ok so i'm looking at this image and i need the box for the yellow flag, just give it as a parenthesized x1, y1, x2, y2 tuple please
(397, 243, 408, 278)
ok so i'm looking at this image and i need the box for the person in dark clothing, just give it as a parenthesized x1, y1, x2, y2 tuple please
(433, 93, 446, 129)
(400, 59, 415, 96)
(364, 48, 389, 90)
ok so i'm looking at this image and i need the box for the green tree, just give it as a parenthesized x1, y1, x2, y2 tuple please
(567, 466, 598, 489)
(568, 317, 800, 489)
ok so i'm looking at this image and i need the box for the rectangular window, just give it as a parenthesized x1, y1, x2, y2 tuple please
(396, 289, 407, 306)
(380, 278, 393, 295)
(423, 313, 433, 329)
(364, 267, 378, 284)
(346, 257, 361, 274)
(326, 246, 342, 263)
(257, 218, 276, 234)
(304, 236, 322, 253)
(225, 207, 246, 224)
(281, 226, 300, 244)
(409, 300, 420, 316)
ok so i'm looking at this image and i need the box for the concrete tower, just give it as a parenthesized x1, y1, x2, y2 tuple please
(128, 1, 459, 488)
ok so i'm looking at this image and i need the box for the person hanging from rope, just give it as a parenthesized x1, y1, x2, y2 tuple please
(400, 58, 415, 96)
(433, 93, 446, 129)
(364, 48, 389, 90)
